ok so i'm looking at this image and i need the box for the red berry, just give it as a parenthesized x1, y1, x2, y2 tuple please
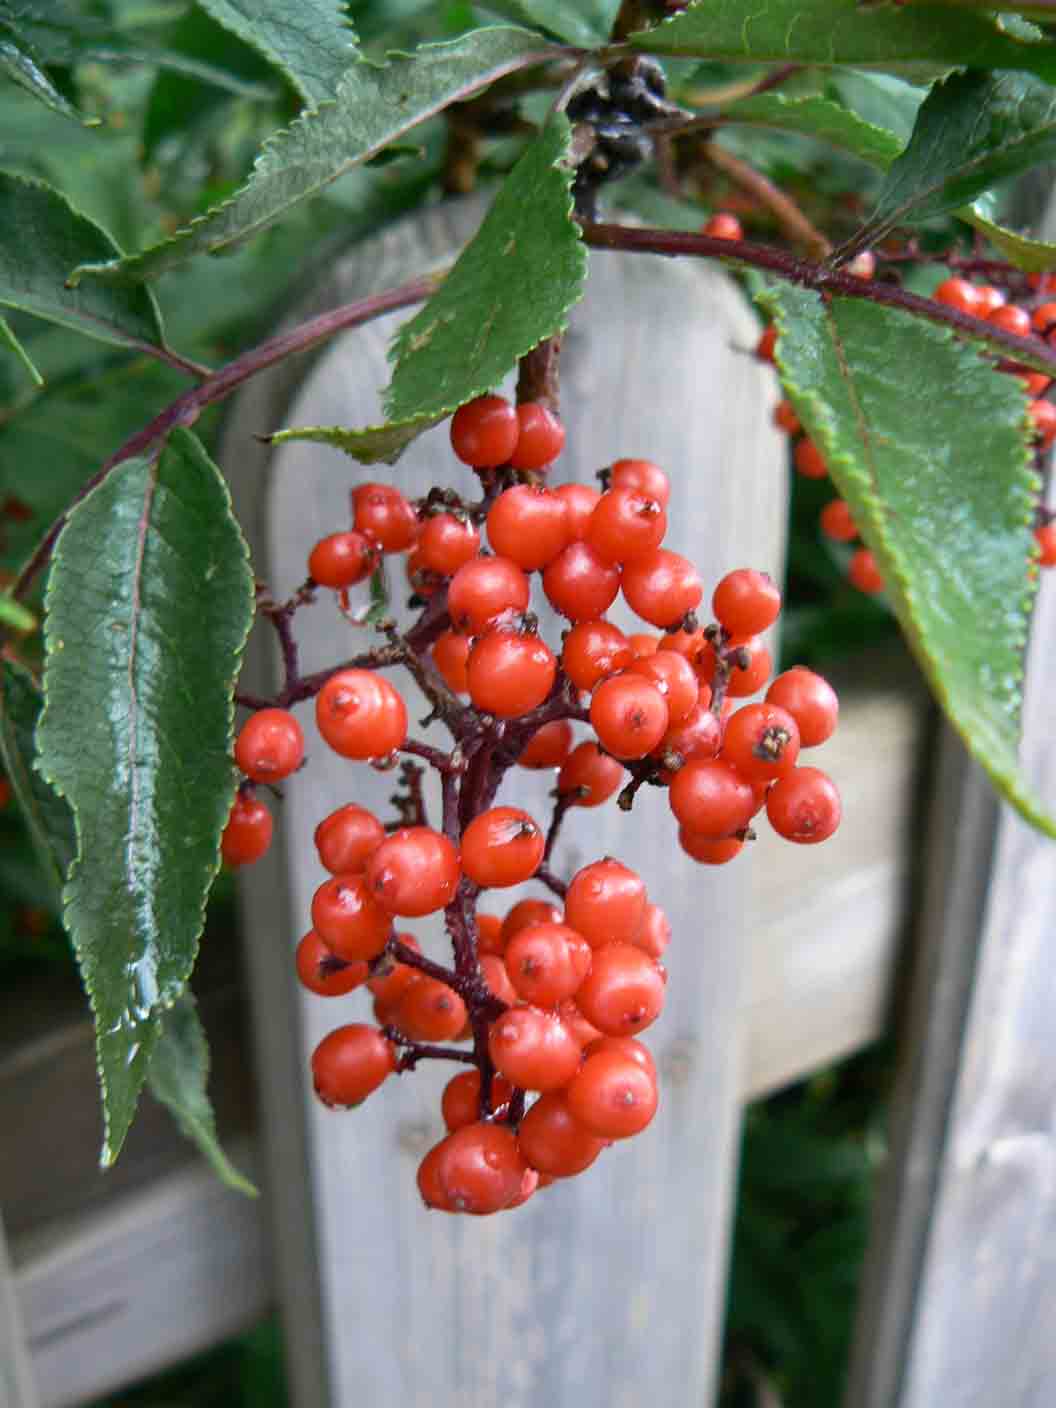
(394, 976, 467, 1041)
(586, 488, 667, 564)
(505, 923, 589, 1006)
(234, 708, 304, 783)
(668, 757, 756, 837)
(632, 903, 670, 959)
(467, 630, 557, 718)
(766, 667, 839, 747)
(447, 556, 531, 633)
(441, 1070, 514, 1131)
(461, 806, 544, 887)
(314, 803, 385, 875)
(720, 702, 801, 784)
(517, 1091, 605, 1177)
(1032, 302, 1056, 336)
(517, 718, 573, 769)
(756, 324, 778, 363)
(296, 930, 368, 997)
(310, 873, 392, 960)
(574, 944, 666, 1037)
(622, 548, 703, 628)
(988, 304, 1031, 338)
(561, 619, 634, 691)
(422, 1123, 529, 1214)
(450, 395, 519, 468)
(510, 402, 565, 470)
(773, 400, 801, 435)
(1036, 522, 1056, 567)
(557, 741, 623, 807)
(1030, 398, 1056, 448)
(316, 669, 407, 759)
(311, 1025, 395, 1108)
(848, 547, 884, 595)
(793, 438, 828, 480)
(352, 483, 418, 553)
(367, 935, 420, 1001)
(703, 212, 743, 240)
(975, 285, 1006, 315)
(488, 1005, 582, 1089)
(590, 673, 669, 760)
(846, 250, 876, 279)
(679, 829, 744, 865)
(654, 698, 722, 776)
(712, 569, 782, 637)
(566, 1051, 658, 1139)
(221, 792, 273, 867)
(486, 485, 569, 570)
(609, 458, 670, 508)
(766, 766, 841, 843)
(628, 649, 698, 724)
(308, 531, 378, 588)
(725, 635, 773, 696)
(933, 277, 980, 316)
(564, 858, 647, 949)
(554, 482, 600, 538)
(432, 630, 471, 693)
(543, 541, 621, 622)
(819, 499, 858, 543)
(501, 899, 563, 945)
(365, 826, 461, 916)
(416, 514, 480, 576)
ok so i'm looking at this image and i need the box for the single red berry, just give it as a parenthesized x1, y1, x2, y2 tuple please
(766, 667, 840, 747)
(441, 1070, 514, 1131)
(506, 923, 589, 1007)
(466, 630, 557, 718)
(557, 741, 623, 807)
(703, 212, 743, 240)
(314, 803, 385, 875)
(621, 548, 703, 628)
(1036, 522, 1056, 567)
(1032, 302, 1056, 336)
(773, 400, 801, 435)
(712, 569, 781, 637)
(518, 719, 573, 769)
(1030, 398, 1056, 448)
(820, 499, 858, 543)
(561, 620, 634, 692)
(766, 766, 841, 843)
(566, 1051, 658, 1139)
(395, 976, 467, 1041)
(461, 806, 544, 887)
(564, 858, 647, 949)
(848, 547, 885, 595)
(590, 673, 669, 759)
(308, 531, 378, 588)
(221, 792, 273, 867)
(447, 555, 531, 633)
(416, 514, 481, 576)
(725, 636, 773, 696)
(432, 630, 471, 693)
(543, 541, 621, 621)
(488, 1005, 582, 1089)
(450, 395, 519, 468)
(310, 873, 392, 961)
(352, 483, 418, 553)
(628, 649, 699, 724)
(654, 698, 722, 778)
(793, 438, 828, 480)
(502, 899, 563, 945)
(609, 458, 670, 508)
(311, 1025, 395, 1108)
(554, 482, 601, 539)
(234, 708, 304, 783)
(486, 485, 569, 570)
(756, 324, 778, 363)
(988, 304, 1032, 338)
(720, 702, 801, 784)
(679, 829, 744, 864)
(296, 930, 368, 997)
(631, 903, 670, 959)
(668, 758, 756, 838)
(316, 669, 407, 759)
(365, 827, 461, 916)
(480, 952, 518, 1007)
(933, 277, 980, 316)
(510, 402, 565, 469)
(574, 944, 666, 1037)
(975, 285, 1006, 315)
(423, 1123, 529, 1214)
(586, 488, 667, 564)
(516, 1091, 606, 1177)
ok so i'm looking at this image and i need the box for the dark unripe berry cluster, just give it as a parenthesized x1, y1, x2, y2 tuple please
(225, 392, 843, 1214)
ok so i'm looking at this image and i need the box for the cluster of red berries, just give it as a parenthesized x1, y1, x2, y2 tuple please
(219, 389, 842, 1214)
(752, 259, 1056, 587)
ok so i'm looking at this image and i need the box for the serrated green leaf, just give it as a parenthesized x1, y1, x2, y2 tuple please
(147, 991, 257, 1196)
(629, 0, 1056, 82)
(73, 27, 563, 286)
(0, 312, 42, 386)
(477, 0, 618, 46)
(0, 34, 89, 122)
(0, 660, 76, 902)
(0, 172, 165, 351)
(36, 428, 255, 1165)
(196, 0, 357, 107)
(861, 71, 1056, 247)
(760, 284, 1053, 837)
(269, 415, 442, 464)
(385, 116, 585, 420)
(722, 93, 903, 168)
(960, 201, 1056, 273)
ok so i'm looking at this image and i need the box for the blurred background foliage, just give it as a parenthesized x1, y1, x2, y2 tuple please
(0, 2, 940, 1404)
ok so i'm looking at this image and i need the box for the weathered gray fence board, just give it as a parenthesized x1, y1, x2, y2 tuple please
(846, 564, 1056, 1404)
(12, 1139, 268, 1408)
(1, 1212, 38, 1408)
(222, 196, 786, 1407)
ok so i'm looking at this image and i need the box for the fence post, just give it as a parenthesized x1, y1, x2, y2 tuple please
(222, 197, 786, 1407)
(1, 1212, 38, 1408)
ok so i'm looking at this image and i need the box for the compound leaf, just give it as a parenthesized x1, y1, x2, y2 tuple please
(73, 27, 563, 286)
(0, 660, 75, 903)
(276, 117, 586, 464)
(760, 284, 1053, 836)
(147, 991, 257, 1196)
(196, 0, 357, 106)
(0, 172, 165, 350)
(629, 0, 1056, 82)
(862, 70, 1056, 246)
(36, 428, 255, 1165)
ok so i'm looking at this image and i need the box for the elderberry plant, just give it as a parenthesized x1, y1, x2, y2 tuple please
(0, 0, 1054, 1186)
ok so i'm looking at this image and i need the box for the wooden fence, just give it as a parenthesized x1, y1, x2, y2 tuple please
(1, 195, 1050, 1407)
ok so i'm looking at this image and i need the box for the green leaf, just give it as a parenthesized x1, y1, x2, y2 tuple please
(0, 172, 166, 351)
(0, 313, 43, 386)
(73, 27, 563, 286)
(276, 117, 586, 463)
(0, 592, 35, 630)
(36, 428, 255, 1165)
(722, 93, 903, 169)
(862, 71, 1056, 246)
(0, 660, 76, 903)
(629, 0, 1056, 82)
(959, 201, 1056, 273)
(386, 116, 585, 420)
(147, 991, 257, 1196)
(0, 34, 89, 122)
(759, 284, 1053, 836)
(476, 0, 618, 46)
(196, 0, 357, 106)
